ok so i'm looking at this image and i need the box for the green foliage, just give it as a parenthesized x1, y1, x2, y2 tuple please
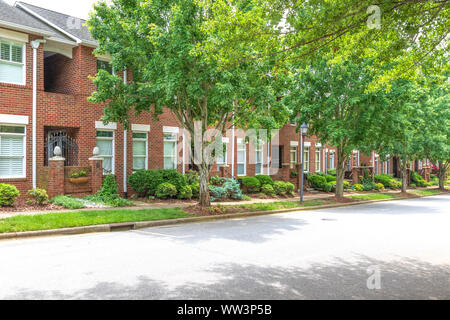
(374, 174, 401, 189)
(178, 185, 193, 200)
(255, 175, 274, 186)
(128, 170, 152, 197)
(261, 184, 276, 197)
(160, 170, 188, 194)
(0, 184, 20, 207)
(352, 184, 364, 192)
(50, 195, 85, 209)
(410, 171, 432, 188)
(190, 182, 200, 199)
(79, 171, 87, 177)
(324, 183, 333, 193)
(410, 184, 417, 188)
(210, 178, 243, 201)
(210, 175, 227, 186)
(328, 169, 337, 176)
(71, 173, 79, 178)
(325, 175, 336, 183)
(86, 174, 132, 207)
(307, 175, 327, 191)
(376, 183, 385, 191)
(185, 170, 200, 185)
(343, 181, 351, 190)
(27, 188, 49, 206)
(273, 181, 288, 195)
(129, 170, 187, 197)
(98, 175, 119, 197)
(209, 186, 228, 202)
(241, 176, 261, 193)
(156, 183, 177, 199)
(285, 182, 295, 195)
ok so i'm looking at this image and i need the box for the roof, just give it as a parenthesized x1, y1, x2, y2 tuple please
(16, 1, 97, 45)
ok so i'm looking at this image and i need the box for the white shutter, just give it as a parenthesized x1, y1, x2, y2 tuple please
(0, 135, 24, 177)
(0, 136, 23, 155)
(0, 63, 23, 84)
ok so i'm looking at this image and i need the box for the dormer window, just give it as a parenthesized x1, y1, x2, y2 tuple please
(0, 40, 25, 85)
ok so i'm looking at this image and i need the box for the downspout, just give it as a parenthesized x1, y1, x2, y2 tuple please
(123, 68, 128, 198)
(182, 127, 186, 175)
(231, 113, 235, 178)
(31, 39, 45, 190)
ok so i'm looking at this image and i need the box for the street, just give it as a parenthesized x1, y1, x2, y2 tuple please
(0, 195, 449, 300)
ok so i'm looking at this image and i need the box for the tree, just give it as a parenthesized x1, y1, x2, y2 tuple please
(285, 59, 386, 198)
(87, 0, 285, 206)
(196, 0, 449, 90)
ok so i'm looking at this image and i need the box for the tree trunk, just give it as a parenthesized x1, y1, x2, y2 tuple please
(401, 164, 408, 193)
(335, 148, 346, 199)
(199, 164, 211, 207)
(437, 162, 447, 191)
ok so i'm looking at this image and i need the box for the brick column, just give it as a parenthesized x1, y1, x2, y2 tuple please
(89, 156, 104, 194)
(48, 156, 65, 198)
(352, 167, 360, 184)
(220, 165, 230, 178)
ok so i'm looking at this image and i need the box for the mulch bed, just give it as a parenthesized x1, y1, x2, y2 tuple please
(0, 198, 63, 214)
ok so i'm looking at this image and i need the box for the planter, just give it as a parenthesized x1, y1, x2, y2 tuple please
(69, 177, 89, 185)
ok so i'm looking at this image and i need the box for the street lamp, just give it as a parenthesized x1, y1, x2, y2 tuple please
(300, 123, 309, 203)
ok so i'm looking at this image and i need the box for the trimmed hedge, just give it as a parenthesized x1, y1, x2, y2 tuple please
(241, 176, 261, 193)
(129, 169, 187, 197)
(307, 174, 327, 191)
(374, 174, 401, 189)
(156, 183, 177, 199)
(261, 184, 276, 196)
(0, 183, 20, 207)
(255, 175, 274, 186)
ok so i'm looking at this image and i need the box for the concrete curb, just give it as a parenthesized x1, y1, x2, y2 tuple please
(0, 192, 447, 241)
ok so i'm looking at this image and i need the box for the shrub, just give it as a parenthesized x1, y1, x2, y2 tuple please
(374, 174, 401, 189)
(307, 175, 327, 191)
(129, 169, 187, 197)
(363, 181, 377, 191)
(98, 174, 119, 197)
(209, 185, 227, 202)
(410, 171, 430, 188)
(353, 184, 364, 192)
(328, 169, 337, 176)
(241, 176, 261, 193)
(156, 183, 177, 199)
(190, 182, 200, 199)
(261, 184, 276, 197)
(50, 195, 85, 209)
(178, 185, 193, 200)
(222, 179, 244, 200)
(255, 175, 274, 186)
(27, 188, 49, 205)
(128, 170, 152, 197)
(0, 183, 20, 207)
(376, 183, 385, 191)
(285, 182, 295, 195)
(324, 183, 333, 193)
(290, 171, 299, 178)
(273, 181, 288, 195)
(325, 174, 336, 183)
(185, 170, 200, 185)
(410, 183, 417, 188)
(85, 175, 132, 207)
(160, 170, 187, 194)
(343, 180, 351, 190)
(210, 175, 227, 186)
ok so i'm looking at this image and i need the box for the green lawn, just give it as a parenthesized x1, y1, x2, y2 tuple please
(0, 208, 192, 234)
(407, 189, 445, 196)
(349, 193, 397, 201)
(226, 199, 331, 212)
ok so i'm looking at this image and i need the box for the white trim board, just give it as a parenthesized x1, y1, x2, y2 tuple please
(95, 121, 117, 130)
(132, 124, 150, 132)
(0, 114, 29, 125)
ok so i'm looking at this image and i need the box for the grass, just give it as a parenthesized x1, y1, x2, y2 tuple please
(349, 193, 397, 201)
(227, 199, 330, 212)
(50, 195, 85, 209)
(407, 189, 445, 196)
(0, 208, 192, 234)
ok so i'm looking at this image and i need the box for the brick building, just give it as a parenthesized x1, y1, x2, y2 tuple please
(0, 1, 427, 198)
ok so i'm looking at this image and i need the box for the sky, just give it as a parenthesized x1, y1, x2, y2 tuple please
(4, 0, 98, 19)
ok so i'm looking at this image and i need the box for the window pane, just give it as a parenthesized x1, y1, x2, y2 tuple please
(97, 60, 112, 74)
(164, 157, 175, 169)
(97, 139, 113, 156)
(11, 45, 22, 63)
(133, 140, 146, 156)
(0, 43, 10, 61)
(255, 163, 262, 174)
(0, 157, 23, 177)
(133, 157, 145, 170)
(0, 126, 25, 134)
(97, 131, 113, 138)
(164, 141, 175, 156)
(0, 63, 23, 83)
(0, 136, 24, 156)
(164, 133, 177, 141)
(102, 157, 112, 173)
(132, 132, 147, 139)
(237, 151, 245, 163)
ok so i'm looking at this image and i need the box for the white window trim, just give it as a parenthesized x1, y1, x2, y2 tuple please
(0, 39, 26, 86)
(217, 141, 228, 170)
(255, 141, 263, 175)
(132, 131, 148, 171)
(96, 130, 115, 175)
(315, 147, 321, 173)
(0, 124, 26, 179)
(164, 132, 178, 170)
(95, 121, 117, 130)
(330, 152, 335, 169)
(290, 146, 298, 170)
(237, 140, 246, 176)
(303, 147, 310, 173)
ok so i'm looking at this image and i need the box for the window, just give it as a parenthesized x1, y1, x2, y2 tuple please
(255, 142, 263, 175)
(303, 147, 310, 172)
(132, 132, 148, 171)
(96, 131, 114, 175)
(315, 148, 321, 173)
(374, 156, 379, 175)
(0, 40, 25, 85)
(330, 152, 335, 169)
(237, 140, 246, 176)
(353, 152, 359, 167)
(164, 133, 177, 169)
(290, 146, 297, 169)
(0, 125, 26, 178)
(97, 59, 113, 74)
(217, 142, 228, 170)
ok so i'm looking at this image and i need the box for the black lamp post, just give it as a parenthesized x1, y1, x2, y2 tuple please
(300, 123, 309, 203)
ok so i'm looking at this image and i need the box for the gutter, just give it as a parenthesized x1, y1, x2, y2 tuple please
(0, 19, 54, 37)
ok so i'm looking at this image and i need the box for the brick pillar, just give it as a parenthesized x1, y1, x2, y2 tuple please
(220, 165, 230, 178)
(352, 167, 360, 184)
(89, 157, 104, 194)
(48, 156, 65, 198)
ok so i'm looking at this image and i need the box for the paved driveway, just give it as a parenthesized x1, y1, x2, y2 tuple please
(0, 195, 449, 299)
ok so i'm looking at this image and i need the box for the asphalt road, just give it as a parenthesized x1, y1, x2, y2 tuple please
(0, 195, 449, 300)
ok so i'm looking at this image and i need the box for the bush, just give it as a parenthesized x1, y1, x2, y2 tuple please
(343, 180, 351, 190)
(241, 176, 261, 193)
(273, 181, 288, 195)
(328, 169, 337, 176)
(210, 175, 227, 186)
(353, 184, 364, 192)
(363, 181, 377, 191)
(128, 170, 151, 197)
(85, 175, 132, 207)
(160, 170, 187, 194)
(223, 179, 244, 200)
(374, 174, 401, 189)
(209, 185, 228, 201)
(185, 170, 200, 185)
(325, 174, 336, 183)
(50, 195, 85, 209)
(255, 175, 274, 186)
(190, 182, 200, 199)
(27, 188, 48, 205)
(156, 183, 177, 199)
(98, 174, 119, 197)
(376, 183, 385, 191)
(0, 183, 20, 207)
(410, 171, 430, 188)
(129, 169, 187, 197)
(410, 183, 417, 188)
(79, 171, 87, 177)
(307, 175, 327, 191)
(285, 182, 295, 195)
(261, 184, 276, 197)
(324, 183, 333, 193)
(178, 185, 193, 200)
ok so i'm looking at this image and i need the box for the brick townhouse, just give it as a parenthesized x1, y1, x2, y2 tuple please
(0, 1, 428, 199)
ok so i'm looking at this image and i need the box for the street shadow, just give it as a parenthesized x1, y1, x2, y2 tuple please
(133, 214, 310, 244)
(5, 255, 449, 300)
